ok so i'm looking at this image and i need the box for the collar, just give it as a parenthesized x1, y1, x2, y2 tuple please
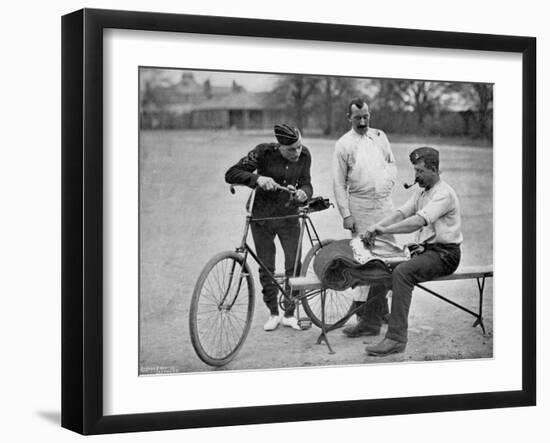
(350, 128, 372, 140)
(422, 178, 442, 193)
(278, 147, 305, 162)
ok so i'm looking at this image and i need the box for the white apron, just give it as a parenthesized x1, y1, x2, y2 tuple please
(347, 136, 396, 301)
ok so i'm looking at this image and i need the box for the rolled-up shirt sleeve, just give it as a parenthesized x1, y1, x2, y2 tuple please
(417, 191, 452, 224)
(332, 145, 351, 218)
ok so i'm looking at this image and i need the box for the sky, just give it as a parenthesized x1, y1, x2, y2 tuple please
(156, 68, 280, 91)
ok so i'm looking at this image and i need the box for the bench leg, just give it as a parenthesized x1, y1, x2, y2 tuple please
(415, 278, 487, 335)
(472, 277, 487, 335)
(316, 289, 335, 354)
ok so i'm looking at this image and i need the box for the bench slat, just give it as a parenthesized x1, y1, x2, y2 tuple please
(432, 265, 493, 281)
(289, 274, 323, 291)
(288, 265, 493, 291)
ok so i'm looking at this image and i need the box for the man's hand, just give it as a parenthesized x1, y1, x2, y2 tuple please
(364, 223, 386, 243)
(363, 228, 376, 247)
(256, 176, 278, 191)
(294, 189, 308, 202)
(343, 215, 357, 233)
(366, 223, 385, 235)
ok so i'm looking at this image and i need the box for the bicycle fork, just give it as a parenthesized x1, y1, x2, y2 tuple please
(219, 253, 249, 311)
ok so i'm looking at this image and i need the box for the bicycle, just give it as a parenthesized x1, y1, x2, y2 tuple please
(188, 185, 355, 367)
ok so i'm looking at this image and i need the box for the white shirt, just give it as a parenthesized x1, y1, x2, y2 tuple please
(398, 179, 463, 245)
(332, 128, 397, 219)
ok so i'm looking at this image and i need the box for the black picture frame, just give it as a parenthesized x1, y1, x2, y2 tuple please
(61, 8, 536, 435)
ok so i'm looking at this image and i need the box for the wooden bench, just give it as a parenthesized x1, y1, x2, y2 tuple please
(414, 265, 493, 334)
(289, 265, 493, 352)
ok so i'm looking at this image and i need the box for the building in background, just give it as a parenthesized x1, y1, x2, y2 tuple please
(140, 70, 492, 140)
(190, 91, 285, 130)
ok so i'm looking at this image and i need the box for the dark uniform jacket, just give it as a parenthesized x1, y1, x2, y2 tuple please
(225, 143, 313, 218)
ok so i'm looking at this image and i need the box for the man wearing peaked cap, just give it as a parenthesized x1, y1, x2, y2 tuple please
(274, 123, 301, 146)
(225, 124, 313, 332)
(363, 146, 463, 356)
(409, 147, 439, 171)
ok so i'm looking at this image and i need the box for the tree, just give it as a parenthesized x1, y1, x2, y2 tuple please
(371, 80, 445, 126)
(367, 79, 403, 112)
(472, 83, 493, 139)
(397, 80, 445, 125)
(231, 80, 244, 93)
(271, 75, 321, 131)
(317, 76, 360, 135)
(443, 82, 493, 139)
(139, 68, 178, 129)
(203, 79, 212, 99)
(140, 75, 165, 129)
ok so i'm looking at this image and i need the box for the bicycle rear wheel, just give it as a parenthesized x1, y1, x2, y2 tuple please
(189, 251, 255, 367)
(300, 240, 355, 330)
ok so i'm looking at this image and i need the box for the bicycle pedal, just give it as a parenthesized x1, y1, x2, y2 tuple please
(298, 317, 312, 330)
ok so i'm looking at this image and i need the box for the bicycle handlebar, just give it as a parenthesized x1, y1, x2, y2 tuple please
(274, 184, 296, 194)
(229, 183, 295, 194)
(228, 184, 332, 214)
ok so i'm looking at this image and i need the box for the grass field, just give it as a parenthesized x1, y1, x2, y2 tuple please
(139, 130, 493, 373)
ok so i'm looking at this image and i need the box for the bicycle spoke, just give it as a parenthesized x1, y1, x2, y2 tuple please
(300, 241, 354, 329)
(224, 316, 242, 350)
(197, 290, 220, 305)
(227, 310, 248, 327)
(197, 303, 219, 315)
(200, 312, 221, 351)
(195, 308, 220, 319)
(189, 252, 254, 364)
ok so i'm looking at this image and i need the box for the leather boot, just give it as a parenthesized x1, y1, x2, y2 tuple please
(342, 317, 381, 337)
(365, 338, 406, 356)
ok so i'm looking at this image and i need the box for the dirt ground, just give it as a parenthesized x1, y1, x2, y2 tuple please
(138, 130, 493, 374)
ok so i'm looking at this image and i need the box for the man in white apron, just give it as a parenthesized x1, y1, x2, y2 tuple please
(332, 98, 397, 337)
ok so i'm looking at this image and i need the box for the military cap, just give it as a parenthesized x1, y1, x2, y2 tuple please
(274, 124, 301, 146)
(409, 147, 439, 170)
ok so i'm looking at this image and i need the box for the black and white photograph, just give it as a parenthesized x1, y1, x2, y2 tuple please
(3, 0, 546, 440)
(138, 67, 494, 374)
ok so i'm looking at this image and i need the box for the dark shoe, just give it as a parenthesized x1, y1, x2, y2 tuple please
(342, 319, 380, 338)
(365, 338, 406, 356)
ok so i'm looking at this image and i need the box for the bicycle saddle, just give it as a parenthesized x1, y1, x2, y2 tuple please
(304, 196, 332, 212)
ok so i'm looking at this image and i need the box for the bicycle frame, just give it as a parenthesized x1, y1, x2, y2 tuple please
(226, 188, 323, 312)
(189, 186, 344, 366)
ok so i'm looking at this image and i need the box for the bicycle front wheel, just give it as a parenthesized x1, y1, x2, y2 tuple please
(189, 251, 255, 367)
(300, 240, 355, 330)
